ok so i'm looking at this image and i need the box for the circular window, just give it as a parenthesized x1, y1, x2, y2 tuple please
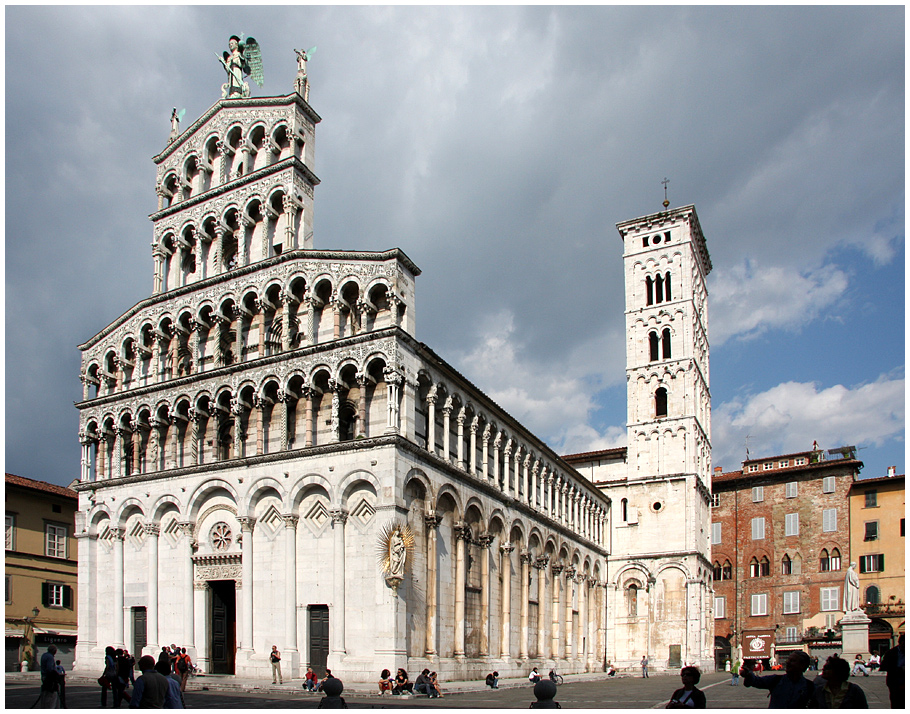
(652, 501, 663, 513)
(652, 235, 661, 244)
(211, 522, 233, 550)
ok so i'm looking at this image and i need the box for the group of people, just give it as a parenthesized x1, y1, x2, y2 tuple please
(97, 643, 189, 708)
(377, 667, 442, 697)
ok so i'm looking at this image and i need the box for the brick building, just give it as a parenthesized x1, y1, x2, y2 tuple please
(848, 468, 905, 654)
(710, 446, 862, 668)
(5, 474, 79, 671)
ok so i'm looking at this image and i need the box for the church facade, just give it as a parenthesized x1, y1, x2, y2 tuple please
(73, 51, 712, 681)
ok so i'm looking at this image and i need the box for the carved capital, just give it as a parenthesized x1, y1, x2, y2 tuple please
(453, 521, 471, 542)
(280, 514, 299, 529)
(383, 368, 403, 387)
(533, 554, 550, 570)
(424, 513, 441, 530)
(109, 527, 126, 541)
(329, 508, 348, 525)
(142, 523, 160, 537)
(237, 517, 257, 532)
(551, 564, 565, 576)
(500, 543, 515, 555)
(477, 534, 494, 549)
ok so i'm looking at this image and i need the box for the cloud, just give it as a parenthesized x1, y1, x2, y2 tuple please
(709, 260, 849, 344)
(711, 372, 905, 471)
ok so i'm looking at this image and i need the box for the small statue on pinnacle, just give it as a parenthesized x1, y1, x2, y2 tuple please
(218, 35, 264, 99)
(295, 46, 316, 101)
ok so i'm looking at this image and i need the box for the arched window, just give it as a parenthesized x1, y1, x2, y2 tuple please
(722, 560, 733, 580)
(664, 272, 672, 301)
(626, 583, 639, 617)
(655, 273, 664, 303)
(830, 548, 841, 571)
(621, 498, 628, 522)
(760, 556, 770, 576)
(649, 332, 659, 361)
(749, 557, 760, 578)
(865, 585, 880, 604)
(655, 387, 668, 418)
(713, 561, 723, 580)
(645, 276, 654, 306)
(782, 554, 792, 575)
(662, 328, 671, 359)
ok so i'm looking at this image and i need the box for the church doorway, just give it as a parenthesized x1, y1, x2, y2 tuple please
(209, 580, 236, 674)
(132, 607, 147, 659)
(308, 605, 329, 677)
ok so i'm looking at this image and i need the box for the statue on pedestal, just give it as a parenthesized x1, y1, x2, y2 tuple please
(844, 562, 860, 612)
(218, 35, 264, 99)
(294, 46, 316, 101)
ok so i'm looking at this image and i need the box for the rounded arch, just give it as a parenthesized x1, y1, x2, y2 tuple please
(186, 478, 240, 519)
(289, 473, 335, 508)
(338, 469, 380, 505)
(242, 476, 289, 514)
(114, 499, 147, 527)
(150, 494, 184, 522)
(431, 482, 463, 517)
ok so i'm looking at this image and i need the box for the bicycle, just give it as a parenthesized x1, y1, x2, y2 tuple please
(548, 670, 564, 685)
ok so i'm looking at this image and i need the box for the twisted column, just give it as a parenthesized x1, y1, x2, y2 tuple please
(384, 369, 402, 434)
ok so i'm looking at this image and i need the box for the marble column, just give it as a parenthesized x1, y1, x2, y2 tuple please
(330, 509, 347, 655)
(502, 440, 512, 496)
(456, 408, 466, 469)
(492, 433, 502, 490)
(426, 393, 437, 455)
(536, 556, 549, 659)
(482, 425, 491, 481)
(500, 544, 515, 659)
(518, 551, 531, 660)
(356, 374, 369, 438)
(586, 578, 596, 670)
(143, 523, 160, 652)
(131, 424, 141, 476)
(469, 417, 479, 475)
(564, 568, 574, 660)
(453, 522, 468, 658)
(283, 515, 300, 659)
(478, 534, 493, 656)
(577, 574, 587, 664)
(112, 527, 125, 646)
(384, 370, 402, 434)
(302, 388, 314, 447)
(178, 522, 195, 647)
(424, 514, 440, 657)
(79, 435, 92, 482)
(239, 517, 256, 653)
(441, 400, 452, 462)
(551, 564, 564, 659)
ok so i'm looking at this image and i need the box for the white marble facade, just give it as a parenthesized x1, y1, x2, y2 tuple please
(74, 77, 612, 682)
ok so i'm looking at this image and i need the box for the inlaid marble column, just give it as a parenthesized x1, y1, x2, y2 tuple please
(441, 399, 452, 462)
(535, 556, 549, 659)
(238, 517, 256, 653)
(283, 515, 300, 656)
(469, 417, 479, 474)
(130, 422, 141, 476)
(305, 295, 317, 347)
(143, 523, 160, 651)
(356, 374, 369, 438)
(551, 563, 564, 658)
(178, 522, 195, 647)
(518, 551, 531, 660)
(114, 428, 126, 478)
(426, 392, 437, 455)
(478, 534, 493, 656)
(329, 381, 341, 442)
(168, 416, 179, 469)
(79, 433, 92, 482)
(424, 514, 440, 657)
(282, 194, 300, 249)
(481, 425, 491, 481)
(189, 409, 202, 465)
(252, 397, 265, 455)
(301, 388, 314, 447)
(456, 408, 466, 469)
(500, 544, 515, 659)
(492, 433, 502, 490)
(281, 293, 294, 352)
(564, 568, 575, 660)
(502, 440, 512, 496)
(384, 370, 402, 434)
(330, 509, 347, 655)
(112, 527, 125, 646)
(231, 399, 244, 459)
(453, 522, 468, 659)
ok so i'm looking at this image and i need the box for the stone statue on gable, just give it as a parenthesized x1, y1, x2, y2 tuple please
(218, 35, 264, 99)
(294, 46, 316, 101)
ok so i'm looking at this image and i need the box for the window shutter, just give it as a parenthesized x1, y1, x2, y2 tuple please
(63, 585, 73, 609)
(41, 582, 49, 607)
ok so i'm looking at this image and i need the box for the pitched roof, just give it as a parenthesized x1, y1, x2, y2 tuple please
(5, 473, 78, 500)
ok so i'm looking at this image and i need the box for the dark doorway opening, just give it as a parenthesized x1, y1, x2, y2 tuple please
(210, 580, 236, 674)
(132, 606, 147, 658)
(308, 605, 329, 677)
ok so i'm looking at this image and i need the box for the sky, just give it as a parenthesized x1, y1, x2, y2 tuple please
(5, 5, 905, 487)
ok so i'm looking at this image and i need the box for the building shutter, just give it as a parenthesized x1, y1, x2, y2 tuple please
(41, 582, 49, 607)
(63, 585, 73, 609)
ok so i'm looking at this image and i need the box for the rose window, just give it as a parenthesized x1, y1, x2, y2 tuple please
(211, 522, 232, 551)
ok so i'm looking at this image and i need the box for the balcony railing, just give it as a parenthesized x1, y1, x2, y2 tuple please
(864, 601, 905, 617)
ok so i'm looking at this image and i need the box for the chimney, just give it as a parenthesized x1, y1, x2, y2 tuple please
(714, 466, 723, 474)
(887, 465, 896, 477)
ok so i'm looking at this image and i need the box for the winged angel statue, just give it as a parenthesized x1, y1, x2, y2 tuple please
(218, 35, 264, 99)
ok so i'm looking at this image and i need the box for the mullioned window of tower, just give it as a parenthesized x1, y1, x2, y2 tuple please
(645, 272, 672, 306)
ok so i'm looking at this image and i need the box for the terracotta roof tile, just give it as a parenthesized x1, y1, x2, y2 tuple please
(5, 473, 78, 500)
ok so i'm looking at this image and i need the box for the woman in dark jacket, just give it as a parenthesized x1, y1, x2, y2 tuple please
(666, 667, 707, 709)
(392, 668, 414, 695)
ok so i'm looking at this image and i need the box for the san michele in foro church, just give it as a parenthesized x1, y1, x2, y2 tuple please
(72, 38, 715, 683)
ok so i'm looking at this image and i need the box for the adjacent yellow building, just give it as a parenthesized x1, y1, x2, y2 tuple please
(5, 474, 79, 671)
(849, 468, 905, 655)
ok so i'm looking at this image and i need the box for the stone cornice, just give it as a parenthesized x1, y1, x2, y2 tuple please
(78, 249, 421, 350)
(76, 326, 403, 409)
(149, 155, 320, 222)
(153, 93, 322, 164)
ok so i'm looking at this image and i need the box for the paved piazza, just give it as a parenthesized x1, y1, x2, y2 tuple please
(5, 672, 894, 709)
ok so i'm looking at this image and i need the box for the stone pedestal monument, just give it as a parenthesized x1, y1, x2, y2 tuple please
(839, 562, 870, 660)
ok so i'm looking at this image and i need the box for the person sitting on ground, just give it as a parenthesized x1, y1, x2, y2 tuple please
(851, 654, 870, 677)
(814, 656, 868, 708)
(378, 668, 393, 695)
(605, 661, 616, 677)
(529, 667, 541, 683)
(429, 671, 442, 698)
(317, 677, 347, 709)
(317, 668, 335, 692)
(530, 680, 560, 708)
(548, 669, 560, 683)
(303, 666, 318, 692)
(129, 655, 183, 709)
(742, 651, 814, 708)
(415, 668, 433, 696)
(486, 671, 500, 688)
(867, 652, 880, 671)
(666, 666, 707, 709)
(392, 668, 414, 695)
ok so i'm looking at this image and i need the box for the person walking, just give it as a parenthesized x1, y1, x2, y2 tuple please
(128, 655, 183, 708)
(37, 644, 60, 709)
(270, 645, 283, 684)
(730, 658, 741, 686)
(880, 634, 905, 709)
(155, 647, 171, 676)
(741, 651, 814, 708)
(55, 659, 68, 708)
(666, 666, 707, 709)
(101, 646, 118, 708)
(115, 648, 132, 707)
(812, 656, 868, 708)
(175, 648, 191, 692)
(641, 655, 650, 678)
